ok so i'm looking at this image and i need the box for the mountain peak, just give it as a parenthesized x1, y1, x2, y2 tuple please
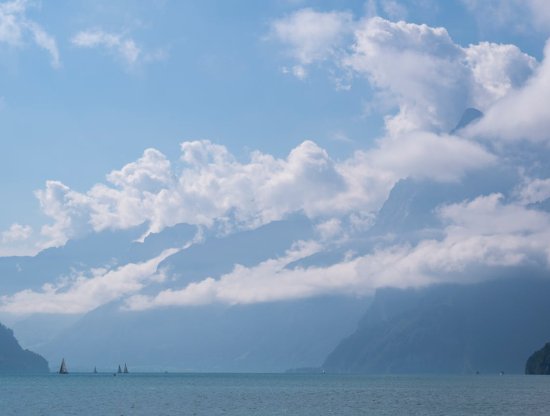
(450, 108, 483, 134)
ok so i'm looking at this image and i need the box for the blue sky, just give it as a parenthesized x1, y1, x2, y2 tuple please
(1, 0, 549, 256)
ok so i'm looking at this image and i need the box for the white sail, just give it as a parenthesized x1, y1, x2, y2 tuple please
(59, 358, 68, 374)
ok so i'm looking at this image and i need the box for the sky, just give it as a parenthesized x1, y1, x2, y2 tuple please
(1, 0, 550, 314)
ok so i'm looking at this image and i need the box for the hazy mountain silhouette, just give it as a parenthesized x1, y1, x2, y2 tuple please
(4, 141, 548, 373)
(324, 274, 550, 374)
(37, 296, 366, 372)
(0, 223, 196, 294)
(0, 322, 49, 373)
(19, 214, 368, 372)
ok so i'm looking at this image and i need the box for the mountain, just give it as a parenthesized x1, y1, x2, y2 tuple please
(0, 222, 196, 294)
(450, 108, 483, 134)
(156, 214, 315, 287)
(36, 296, 366, 372)
(368, 168, 517, 238)
(19, 214, 367, 372)
(0, 158, 537, 373)
(0, 322, 49, 373)
(324, 274, 550, 374)
(525, 343, 550, 374)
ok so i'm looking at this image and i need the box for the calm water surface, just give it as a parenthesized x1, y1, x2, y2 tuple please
(1, 373, 549, 415)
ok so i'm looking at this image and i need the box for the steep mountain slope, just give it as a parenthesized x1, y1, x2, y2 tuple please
(157, 214, 315, 287)
(324, 274, 550, 374)
(0, 322, 49, 373)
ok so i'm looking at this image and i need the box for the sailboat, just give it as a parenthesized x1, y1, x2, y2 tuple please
(117, 364, 122, 374)
(93, 366, 98, 374)
(123, 363, 129, 374)
(59, 358, 68, 374)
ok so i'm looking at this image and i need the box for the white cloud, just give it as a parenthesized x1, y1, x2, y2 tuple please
(35, 180, 96, 248)
(1, 223, 32, 243)
(270, 7, 353, 77)
(0, 248, 177, 315)
(71, 29, 165, 68)
(465, 40, 550, 144)
(0, 222, 37, 257)
(315, 218, 343, 241)
(272, 12, 536, 134)
(517, 177, 550, 205)
(26, 137, 493, 252)
(345, 17, 535, 135)
(0, 0, 60, 67)
(365, 130, 496, 182)
(464, 42, 537, 109)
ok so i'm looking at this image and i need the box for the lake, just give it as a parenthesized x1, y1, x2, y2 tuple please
(1, 373, 549, 415)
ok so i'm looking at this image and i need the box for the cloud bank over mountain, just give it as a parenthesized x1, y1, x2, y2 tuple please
(1, 7, 550, 316)
(2, 132, 493, 259)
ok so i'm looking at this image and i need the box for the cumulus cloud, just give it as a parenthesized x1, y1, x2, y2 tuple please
(71, 29, 165, 68)
(26, 137, 493, 252)
(0, 248, 177, 315)
(1, 223, 32, 243)
(270, 7, 353, 78)
(35, 180, 96, 248)
(517, 177, 550, 205)
(0, 0, 60, 67)
(272, 11, 536, 134)
(0, 222, 37, 257)
(465, 40, 550, 144)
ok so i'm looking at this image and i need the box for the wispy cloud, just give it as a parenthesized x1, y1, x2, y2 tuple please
(71, 28, 166, 68)
(0, 0, 60, 67)
(0, 248, 178, 315)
